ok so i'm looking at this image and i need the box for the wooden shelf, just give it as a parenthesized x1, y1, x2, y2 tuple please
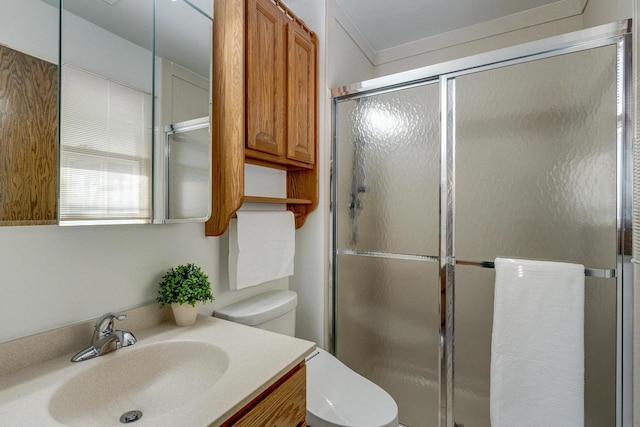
(233, 211, 302, 218)
(244, 196, 312, 205)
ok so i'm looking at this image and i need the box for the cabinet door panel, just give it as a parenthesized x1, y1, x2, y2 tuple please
(286, 23, 315, 165)
(246, 0, 286, 156)
(232, 364, 306, 426)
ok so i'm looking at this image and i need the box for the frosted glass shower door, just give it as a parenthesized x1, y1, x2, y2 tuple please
(453, 45, 619, 427)
(334, 82, 440, 427)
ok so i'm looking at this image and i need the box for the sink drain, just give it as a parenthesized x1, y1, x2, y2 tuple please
(120, 410, 143, 423)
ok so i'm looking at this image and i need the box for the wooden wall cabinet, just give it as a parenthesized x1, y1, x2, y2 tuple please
(245, 0, 316, 168)
(286, 22, 316, 165)
(221, 363, 307, 426)
(246, 0, 286, 158)
(206, 0, 318, 236)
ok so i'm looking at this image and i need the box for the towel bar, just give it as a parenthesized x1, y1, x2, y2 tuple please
(232, 212, 301, 218)
(456, 260, 616, 278)
(335, 250, 616, 278)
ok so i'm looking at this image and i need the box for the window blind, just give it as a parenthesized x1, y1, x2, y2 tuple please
(60, 65, 152, 223)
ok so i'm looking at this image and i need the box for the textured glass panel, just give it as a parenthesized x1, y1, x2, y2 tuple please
(335, 83, 440, 255)
(453, 267, 494, 427)
(336, 255, 439, 427)
(454, 267, 616, 427)
(454, 45, 618, 426)
(455, 46, 617, 266)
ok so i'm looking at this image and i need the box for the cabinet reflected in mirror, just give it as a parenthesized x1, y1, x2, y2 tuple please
(0, 0, 59, 225)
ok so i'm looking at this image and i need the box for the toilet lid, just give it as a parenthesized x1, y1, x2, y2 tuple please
(306, 348, 398, 427)
(212, 290, 297, 326)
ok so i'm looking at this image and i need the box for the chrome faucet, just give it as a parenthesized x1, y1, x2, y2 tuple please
(71, 312, 137, 362)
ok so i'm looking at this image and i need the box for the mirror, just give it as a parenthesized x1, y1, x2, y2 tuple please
(57, 0, 155, 225)
(0, 0, 212, 226)
(0, 0, 60, 225)
(57, 0, 212, 225)
(154, 0, 212, 223)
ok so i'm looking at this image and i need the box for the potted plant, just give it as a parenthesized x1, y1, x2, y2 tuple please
(157, 263, 214, 326)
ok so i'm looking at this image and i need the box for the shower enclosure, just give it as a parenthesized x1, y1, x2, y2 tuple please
(331, 21, 633, 427)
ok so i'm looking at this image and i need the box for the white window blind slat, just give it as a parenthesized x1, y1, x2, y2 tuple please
(60, 65, 152, 223)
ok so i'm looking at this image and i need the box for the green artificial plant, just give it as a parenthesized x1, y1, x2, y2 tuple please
(157, 263, 214, 307)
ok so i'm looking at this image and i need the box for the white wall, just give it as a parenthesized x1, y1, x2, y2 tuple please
(327, 0, 375, 88)
(0, 0, 287, 344)
(62, 9, 153, 92)
(0, 222, 289, 343)
(583, 0, 632, 28)
(277, 0, 329, 347)
(372, 16, 583, 77)
(0, 0, 58, 63)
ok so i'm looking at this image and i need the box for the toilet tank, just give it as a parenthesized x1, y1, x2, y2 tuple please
(213, 290, 297, 336)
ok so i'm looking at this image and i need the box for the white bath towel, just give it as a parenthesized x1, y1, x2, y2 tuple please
(490, 257, 584, 427)
(228, 211, 295, 290)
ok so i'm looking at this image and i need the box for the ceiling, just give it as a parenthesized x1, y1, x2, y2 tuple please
(335, 0, 588, 65)
(41, 0, 212, 77)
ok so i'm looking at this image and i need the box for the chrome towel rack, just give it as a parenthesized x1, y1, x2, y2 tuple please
(457, 260, 616, 279)
(336, 249, 616, 278)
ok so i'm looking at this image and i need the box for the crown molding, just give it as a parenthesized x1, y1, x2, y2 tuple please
(333, 2, 376, 65)
(335, 0, 588, 66)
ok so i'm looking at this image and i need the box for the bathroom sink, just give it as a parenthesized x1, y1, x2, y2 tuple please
(48, 341, 229, 426)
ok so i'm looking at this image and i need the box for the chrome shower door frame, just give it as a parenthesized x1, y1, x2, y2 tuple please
(331, 20, 633, 427)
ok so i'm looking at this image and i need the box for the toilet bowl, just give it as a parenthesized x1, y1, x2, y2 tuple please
(213, 290, 399, 427)
(306, 348, 398, 427)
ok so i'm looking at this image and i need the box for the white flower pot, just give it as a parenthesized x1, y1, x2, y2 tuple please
(171, 302, 199, 326)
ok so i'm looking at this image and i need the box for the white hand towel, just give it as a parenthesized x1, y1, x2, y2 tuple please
(228, 211, 295, 290)
(491, 258, 584, 427)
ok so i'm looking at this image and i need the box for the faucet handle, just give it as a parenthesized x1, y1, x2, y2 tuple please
(94, 312, 126, 338)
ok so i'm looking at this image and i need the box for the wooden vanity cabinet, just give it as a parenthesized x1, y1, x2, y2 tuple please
(221, 362, 307, 426)
(206, 0, 319, 237)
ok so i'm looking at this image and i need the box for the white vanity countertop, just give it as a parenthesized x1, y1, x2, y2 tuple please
(0, 315, 316, 426)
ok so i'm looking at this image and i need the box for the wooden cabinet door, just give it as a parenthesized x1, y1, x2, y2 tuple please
(246, 0, 286, 157)
(286, 23, 315, 165)
(228, 364, 306, 426)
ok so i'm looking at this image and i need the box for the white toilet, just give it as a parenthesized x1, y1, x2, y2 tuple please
(213, 290, 399, 427)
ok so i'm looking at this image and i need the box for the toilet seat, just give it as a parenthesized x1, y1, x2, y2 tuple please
(305, 348, 398, 427)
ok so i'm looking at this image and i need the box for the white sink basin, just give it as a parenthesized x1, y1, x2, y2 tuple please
(0, 316, 314, 427)
(48, 341, 229, 426)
